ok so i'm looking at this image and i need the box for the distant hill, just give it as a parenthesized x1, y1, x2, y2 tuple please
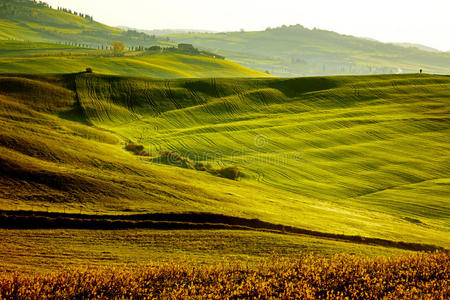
(0, 0, 165, 47)
(117, 26, 217, 36)
(167, 25, 450, 76)
(393, 43, 440, 53)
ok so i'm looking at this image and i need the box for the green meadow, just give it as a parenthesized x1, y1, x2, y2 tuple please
(0, 41, 269, 78)
(0, 1, 449, 277)
(0, 41, 100, 57)
(0, 72, 448, 264)
(76, 73, 450, 241)
(0, 228, 411, 273)
(0, 5, 449, 300)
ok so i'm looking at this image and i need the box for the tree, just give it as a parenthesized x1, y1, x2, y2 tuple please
(111, 41, 125, 56)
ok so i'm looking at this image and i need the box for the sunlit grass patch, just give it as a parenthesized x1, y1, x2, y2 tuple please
(0, 251, 447, 299)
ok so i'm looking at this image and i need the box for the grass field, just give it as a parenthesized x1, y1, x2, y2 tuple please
(0, 41, 269, 78)
(1, 2, 448, 297)
(0, 228, 413, 274)
(75, 73, 450, 233)
(0, 72, 448, 256)
(0, 53, 269, 78)
(0, 41, 100, 57)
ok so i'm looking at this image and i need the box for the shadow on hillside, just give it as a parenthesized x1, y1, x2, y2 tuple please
(0, 210, 443, 252)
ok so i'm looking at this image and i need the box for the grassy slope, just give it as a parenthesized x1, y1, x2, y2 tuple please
(168, 26, 450, 76)
(0, 1, 118, 41)
(0, 54, 269, 78)
(0, 229, 411, 273)
(0, 41, 270, 78)
(0, 73, 448, 250)
(0, 41, 98, 57)
(0, 0, 158, 47)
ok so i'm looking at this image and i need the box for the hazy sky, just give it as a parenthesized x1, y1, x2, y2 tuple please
(45, 0, 450, 51)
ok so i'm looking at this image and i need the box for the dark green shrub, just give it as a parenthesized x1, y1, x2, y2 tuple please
(160, 150, 182, 160)
(158, 150, 195, 169)
(155, 150, 240, 180)
(125, 144, 148, 156)
(148, 45, 161, 51)
(216, 166, 240, 180)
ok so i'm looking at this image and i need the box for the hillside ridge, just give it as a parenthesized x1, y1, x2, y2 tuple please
(167, 25, 450, 76)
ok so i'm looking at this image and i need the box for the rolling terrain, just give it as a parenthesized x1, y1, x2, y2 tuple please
(75, 73, 449, 231)
(1, 1, 448, 296)
(167, 25, 450, 76)
(2, 1, 449, 78)
(0, 41, 270, 78)
(0, 72, 448, 267)
(0, 0, 162, 47)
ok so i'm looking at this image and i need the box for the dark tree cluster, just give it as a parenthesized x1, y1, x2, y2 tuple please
(30, 0, 49, 8)
(0, 1, 48, 16)
(123, 30, 157, 43)
(0, 0, 49, 12)
(57, 6, 93, 21)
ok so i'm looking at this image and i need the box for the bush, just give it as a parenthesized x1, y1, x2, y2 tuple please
(125, 144, 148, 156)
(148, 46, 161, 51)
(158, 150, 195, 169)
(155, 150, 240, 180)
(216, 166, 240, 180)
(160, 150, 182, 160)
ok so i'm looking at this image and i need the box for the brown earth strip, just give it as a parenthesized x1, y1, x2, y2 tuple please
(0, 210, 444, 252)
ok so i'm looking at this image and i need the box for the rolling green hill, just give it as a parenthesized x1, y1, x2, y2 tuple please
(0, 41, 270, 78)
(3, 1, 449, 78)
(0, 0, 164, 47)
(167, 25, 450, 76)
(0, 72, 448, 251)
(0, 0, 272, 80)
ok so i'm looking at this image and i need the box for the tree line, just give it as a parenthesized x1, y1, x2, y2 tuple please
(56, 7, 93, 21)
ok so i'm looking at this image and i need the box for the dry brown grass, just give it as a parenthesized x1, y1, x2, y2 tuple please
(0, 252, 448, 299)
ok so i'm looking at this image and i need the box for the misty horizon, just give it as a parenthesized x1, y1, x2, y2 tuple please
(117, 24, 446, 53)
(44, 0, 450, 52)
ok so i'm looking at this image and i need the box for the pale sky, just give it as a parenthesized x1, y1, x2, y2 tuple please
(45, 0, 450, 51)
